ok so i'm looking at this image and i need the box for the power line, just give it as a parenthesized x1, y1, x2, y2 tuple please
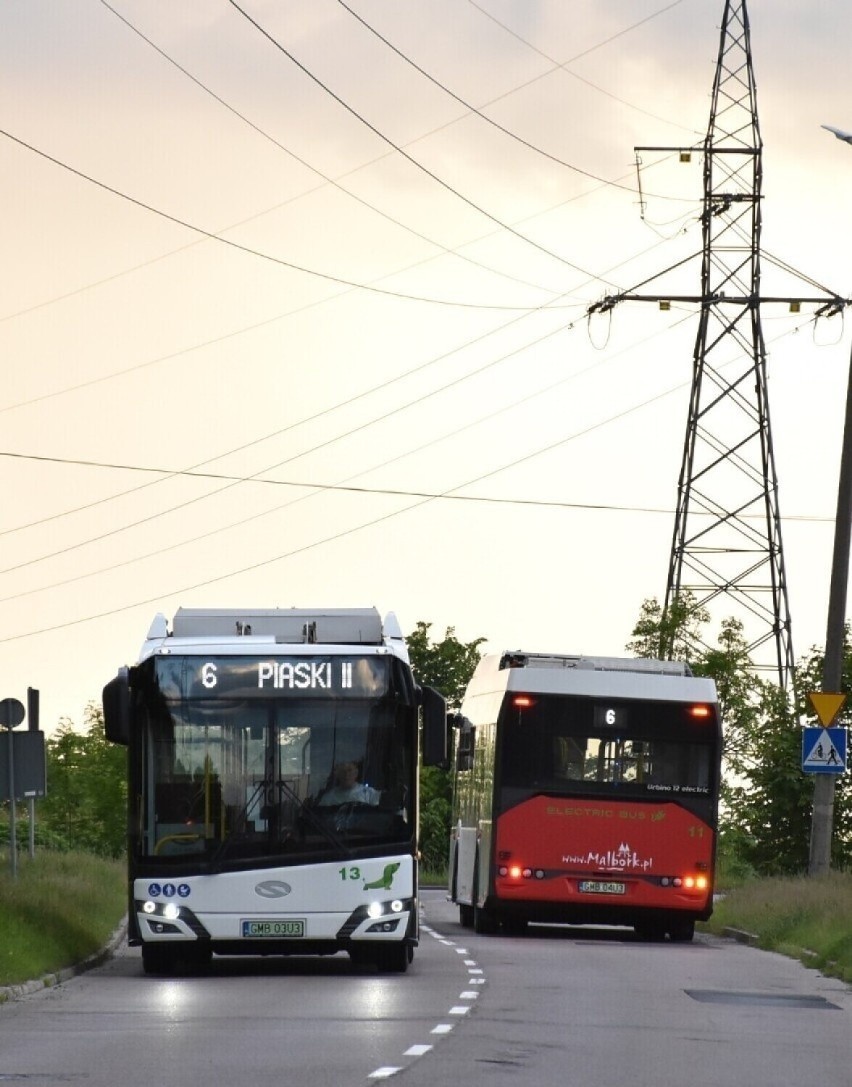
(0, 5, 686, 332)
(0, 124, 564, 312)
(465, 0, 700, 135)
(334, 0, 693, 196)
(0, 311, 579, 571)
(0, 217, 689, 537)
(95, 0, 564, 301)
(225, 0, 619, 285)
(0, 312, 825, 613)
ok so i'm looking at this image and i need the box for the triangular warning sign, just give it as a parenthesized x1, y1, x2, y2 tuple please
(803, 728, 844, 768)
(807, 691, 847, 726)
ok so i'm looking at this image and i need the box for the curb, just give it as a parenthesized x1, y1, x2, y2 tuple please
(0, 918, 128, 1004)
(720, 926, 760, 946)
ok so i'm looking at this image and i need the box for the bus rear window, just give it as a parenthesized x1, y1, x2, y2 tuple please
(499, 693, 716, 795)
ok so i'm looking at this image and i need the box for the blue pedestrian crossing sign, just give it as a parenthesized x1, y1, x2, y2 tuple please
(802, 727, 847, 774)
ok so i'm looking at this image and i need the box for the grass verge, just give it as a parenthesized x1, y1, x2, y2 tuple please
(702, 871, 852, 984)
(0, 849, 126, 989)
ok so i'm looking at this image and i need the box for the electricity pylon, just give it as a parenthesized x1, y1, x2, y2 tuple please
(591, 0, 844, 689)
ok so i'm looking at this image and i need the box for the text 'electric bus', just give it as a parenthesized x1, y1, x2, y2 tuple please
(103, 607, 446, 975)
(449, 651, 722, 942)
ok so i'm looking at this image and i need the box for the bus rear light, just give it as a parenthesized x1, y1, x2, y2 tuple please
(499, 865, 537, 880)
(661, 875, 709, 891)
(689, 704, 711, 718)
(513, 695, 535, 708)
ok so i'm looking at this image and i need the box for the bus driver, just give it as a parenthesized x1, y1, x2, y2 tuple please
(318, 761, 380, 806)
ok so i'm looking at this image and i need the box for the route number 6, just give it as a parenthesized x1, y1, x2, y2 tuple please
(201, 662, 218, 688)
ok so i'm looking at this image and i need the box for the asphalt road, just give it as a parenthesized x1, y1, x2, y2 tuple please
(1, 890, 849, 1086)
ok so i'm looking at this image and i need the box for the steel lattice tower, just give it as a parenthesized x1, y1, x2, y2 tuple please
(659, 0, 795, 687)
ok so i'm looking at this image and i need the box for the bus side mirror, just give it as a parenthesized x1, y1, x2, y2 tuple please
(451, 713, 475, 771)
(420, 685, 448, 767)
(103, 668, 130, 746)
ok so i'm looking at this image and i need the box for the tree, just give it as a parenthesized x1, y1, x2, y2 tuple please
(625, 592, 710, 662)
(406, 622, 485, 874)
(627, 599, 852, 874)
(38, 703, 127, 858)
(406, 621, 485, 711)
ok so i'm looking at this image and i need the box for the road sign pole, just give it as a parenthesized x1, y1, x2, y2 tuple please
(0, 697, 27, 879)
(6, 725, 16, 879)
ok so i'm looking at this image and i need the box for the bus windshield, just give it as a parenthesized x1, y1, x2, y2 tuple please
(136, 658, 414, 864)
(498, 692, 717, 799)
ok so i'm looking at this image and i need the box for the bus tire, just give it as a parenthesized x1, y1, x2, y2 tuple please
(668, 919, 695, 942)
(473, 902, 498, 934)
(459, 903, 474, 928)
(374, 942, 409, 973)
(141, 944, 175, 976)
(634, 922, 666, 942)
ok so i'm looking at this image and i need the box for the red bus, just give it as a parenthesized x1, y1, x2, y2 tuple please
(449, 652, 722, 942)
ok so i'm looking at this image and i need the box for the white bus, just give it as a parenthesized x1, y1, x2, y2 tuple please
(103, 607, 446, 975)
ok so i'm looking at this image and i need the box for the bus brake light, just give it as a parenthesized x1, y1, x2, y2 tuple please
(513, 695, 534, 708)
(689, 704, 711, 718)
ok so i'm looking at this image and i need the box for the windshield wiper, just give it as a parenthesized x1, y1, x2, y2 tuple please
(210, 778, 352, 868)
(276, 777, 352, 856)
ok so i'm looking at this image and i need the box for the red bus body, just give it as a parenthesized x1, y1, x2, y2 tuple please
(449, 652, 722, 942)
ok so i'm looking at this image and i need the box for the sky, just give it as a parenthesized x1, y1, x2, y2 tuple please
(1, 0, 852, 735)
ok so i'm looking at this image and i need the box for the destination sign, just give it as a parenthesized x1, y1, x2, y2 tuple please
(153, 656, 389, 700)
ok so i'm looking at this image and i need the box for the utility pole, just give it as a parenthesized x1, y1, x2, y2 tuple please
(589, 0, 846, 689)
(807, 340, 852, 873)
(807, 120, 852, 871)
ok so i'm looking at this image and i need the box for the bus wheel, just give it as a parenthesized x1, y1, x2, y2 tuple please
(668, 920, 695, 943)
(634, 923, 666, 942)
(473, 903, 498, 935)
(459, 903, 474, 928)
(141, 944, 175, 976)
(374, 943, 410, 973)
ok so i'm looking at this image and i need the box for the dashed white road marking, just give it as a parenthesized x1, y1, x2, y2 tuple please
(367, 916, 485, 1079)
